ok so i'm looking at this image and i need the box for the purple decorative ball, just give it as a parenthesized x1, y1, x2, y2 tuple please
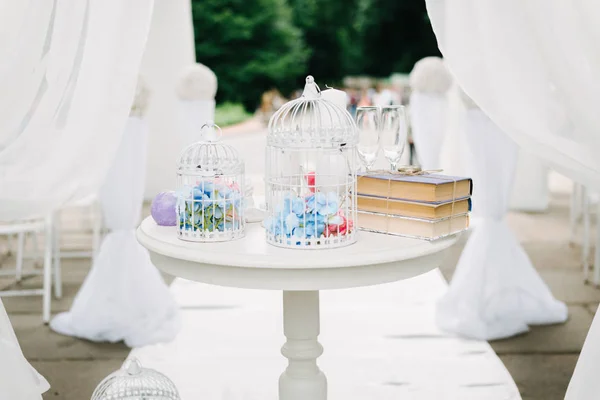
(151, 191, 177, 226)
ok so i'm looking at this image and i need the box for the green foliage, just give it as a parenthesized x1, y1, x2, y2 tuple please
(215, 102, 253, 127)
(288, 0, 361, 86)
(192, 0, 309, 111)
(356, 0, 441, 76)
(191, 0, 440, 109)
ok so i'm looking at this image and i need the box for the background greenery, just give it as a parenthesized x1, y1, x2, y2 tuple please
(191, 0, 440, 111)
(215, 102, 253, 127)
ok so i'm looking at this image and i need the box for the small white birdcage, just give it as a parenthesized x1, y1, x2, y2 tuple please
(263, 75, 358, 249)
(176, 121, 245, 242)
(91, 358, 180, 400)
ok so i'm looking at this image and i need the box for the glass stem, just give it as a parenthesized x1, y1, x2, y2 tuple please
(390, 162, 397, 172)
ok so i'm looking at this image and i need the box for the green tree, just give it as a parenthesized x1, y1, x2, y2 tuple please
(288, 0, 361, 86)
(357, 0, 441, 76)
(192, 0, 309, 110)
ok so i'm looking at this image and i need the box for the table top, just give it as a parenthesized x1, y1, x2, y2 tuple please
(137, 217, 459, 290)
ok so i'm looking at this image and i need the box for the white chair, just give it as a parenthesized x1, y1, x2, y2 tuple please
(52, 195, 103, 261)
(0, 215, 61, 323)
(570, 183, 600, 286)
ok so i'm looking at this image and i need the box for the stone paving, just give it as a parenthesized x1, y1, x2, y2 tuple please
(0, 185, 597, 399)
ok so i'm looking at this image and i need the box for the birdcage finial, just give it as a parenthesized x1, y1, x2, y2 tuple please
(124, 358, 142, 375)
(199, 120, 222, 142)
(302, 75, 321, 99)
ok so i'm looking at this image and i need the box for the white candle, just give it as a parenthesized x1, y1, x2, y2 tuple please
(321, 88, 348, 111)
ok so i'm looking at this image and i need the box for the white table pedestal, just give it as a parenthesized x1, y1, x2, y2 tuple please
(280, 291, 326, 400)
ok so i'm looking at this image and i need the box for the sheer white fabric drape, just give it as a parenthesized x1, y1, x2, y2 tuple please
(425, 0, 600, 395)
(436, 108, 567, 340)
(0, 301, 49, 399)
(410, 93, 448, 170)
(0, 0, 153, 220)
(0, 1, 153, 397)
(425, 0, 600, 189)
(141, 0, 196, 199)
(509, 151, 550, 212)
(51, 118, 180, 347)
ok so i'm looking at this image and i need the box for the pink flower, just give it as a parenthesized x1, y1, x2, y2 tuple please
(305, 171, 316, 193)
(325, 214, 350, 237)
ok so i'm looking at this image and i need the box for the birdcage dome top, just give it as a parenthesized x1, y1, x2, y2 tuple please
(268, 76, 357, 148)
(91, 358, 180, 400)
(177, 121, 244, 176)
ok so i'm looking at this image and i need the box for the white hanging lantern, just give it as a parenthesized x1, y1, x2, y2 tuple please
(263, 75, 358, 249)
(176, 121, 245, 242)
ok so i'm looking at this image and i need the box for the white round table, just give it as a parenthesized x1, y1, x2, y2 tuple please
(137, 217, 458, 400)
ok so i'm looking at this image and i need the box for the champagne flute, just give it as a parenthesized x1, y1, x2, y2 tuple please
(355, 106, 380, 171)
(380, 105, 408, 171)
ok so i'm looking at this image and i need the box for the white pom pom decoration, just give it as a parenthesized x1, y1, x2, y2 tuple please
(409, 57, 453, 94)
(175, 63, 218, 101)
(130, 75, 151, 117)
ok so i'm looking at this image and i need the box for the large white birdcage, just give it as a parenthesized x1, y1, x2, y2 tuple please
(176, 121, 245, 242)
(263, 76, 358, 249)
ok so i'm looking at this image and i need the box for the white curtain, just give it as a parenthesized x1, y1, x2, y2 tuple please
(425, 1, 600, 395)
(51, 117, 180, 347)
(0, 0, 154, 220)
(0, 1, 153, 397)
(141, 0, 196, 199)
(509, 151, 550, 212)
(0, 303, 49, 399)
(439, 85, 467, 177)
(410, 92, 447, 170)
(436, 108, 567, 340)
(425, 0, 600, 189)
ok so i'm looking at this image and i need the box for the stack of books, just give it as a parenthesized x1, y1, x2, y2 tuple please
(356, 173, 472, 240)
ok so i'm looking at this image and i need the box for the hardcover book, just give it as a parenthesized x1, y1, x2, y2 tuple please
(357, 195, 471, 220)
(357, 211, 470, 240)
(357, 173, 473, 203)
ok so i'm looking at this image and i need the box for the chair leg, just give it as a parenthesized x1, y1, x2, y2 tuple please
(15, 232, 24, 282)
(570, 182, 582, 245)
(92, 201, 102, 261)
(583, 190, 590, 282)
(43, 215, 53, 324)
(53, 213, 62, 299)
(31, 231, 41, 265)
(6, 233, 14, 256)
(594, 203, 600, 287)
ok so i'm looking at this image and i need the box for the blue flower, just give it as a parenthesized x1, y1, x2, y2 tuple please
(284, 213, 300, 235)
(305, 193, 319, 213)
(317, 192, 339, 216)
(305, 219, 326, 237)
(197, 181, 215, 199)
(305, 192, 338, 215)
(294, 227, 307, 238)
(262, 217, 282, 235)
(282, 193, 305, 216)
(204, 205, 223, 219)
(217, 184, 232, 198)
